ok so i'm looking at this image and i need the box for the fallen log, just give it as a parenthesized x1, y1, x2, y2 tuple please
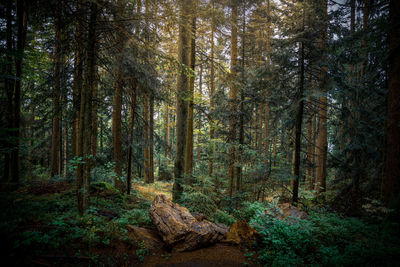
(149, 194, 228, 252)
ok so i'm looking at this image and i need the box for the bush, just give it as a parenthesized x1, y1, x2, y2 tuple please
(179, 192, 217, 217)
(251, 213, 316, 266)
(249, 207, 400, 266)
(234, 201, 266, 221)
(211, 209, 236, 226)
(117, 209, 152, 226)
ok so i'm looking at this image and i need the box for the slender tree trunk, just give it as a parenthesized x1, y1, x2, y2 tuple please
(173, 0, 191, 201)
(92, 64, 98, 158)
(165, 95, 170, 158)
(112, 72, 123, 190)
(208, 0, 215, 178)
(149, 97, 155, 183)
(72, 0, 83, 158)
(306, 100, 313, 189)
(51, 0, 62, 177)
(127, 81, 136, 194)
(127, 1, 140, 193)
(383, 0, 400, 205)
(184, 15, 196, 180)
(143, 93, 150, 182)
(11, 0, 28, 186)
(314, 0, 328, 194)
(197, 64, 203, 161)
(264, 0, 271, 163)
(293, 34, 305, 204)
(237, 6, 246, 192)
(3, 0, 13, 182)
(228, 2, 238, 197)
(77, 2, 97, 215)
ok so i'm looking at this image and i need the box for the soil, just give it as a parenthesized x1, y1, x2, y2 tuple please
(140, 243, 256, 267)
(140, 243, 259, 267)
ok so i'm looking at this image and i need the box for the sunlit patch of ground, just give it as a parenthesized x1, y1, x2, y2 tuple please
(133, 181, 173, 201)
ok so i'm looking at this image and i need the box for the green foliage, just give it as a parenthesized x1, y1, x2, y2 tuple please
(234, 201, 267, 221)
(136, 241, 148, 262)
(90, 181, 123, 200)
(251, 212, 316, 266)
(179, 192, 218, 217)
(211, 209, 236, 226)
(117, 208, 152, 226)
(248, 203, 400, 266)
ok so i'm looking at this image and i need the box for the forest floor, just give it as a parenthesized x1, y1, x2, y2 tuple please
(1, 180, 257, 266)
(2, 179, 399, 266)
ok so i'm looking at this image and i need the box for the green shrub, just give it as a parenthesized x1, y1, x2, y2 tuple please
(117, 209, 152, 226)
(90, 181, 123, 200)
(211, 209, 236, 226)
(179, 192, 217, 217)
(234, 201, 267, 221)
(251, 213, 316, 266)
(249, 208, 400, 266)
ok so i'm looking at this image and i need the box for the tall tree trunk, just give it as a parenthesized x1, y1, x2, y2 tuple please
(292, 33, 305, 204)
(264, 0, 271, 163)
(143, 93, 150, 182)
(11, 0, 28, 186)
(77, 2, 97, 215)
(237, 5, 246, 192)
(112, 3, 126, 192)
(184, 15, 196, 180)
(112, 71, 123, 190)
(314, 0, 328, 194)
(3, 0, 13, 182)
(306, 100, 313, 189)
(92, 64, 98, 158)
(127, 82, 136, 194)
(208, 0, 215, 178)
(197, 64, 203, 161)
(306, 67, 313, 189)
(383, 0, 400, 205)
(173, 0, 191, 201)
(165, 93, 170, 158)
(72, 0, 83, 158)
(51, 0, 62, 177)
(127, 0, 140, 193)
(228, 2, 238, 197)
(149, 97, 155, 183)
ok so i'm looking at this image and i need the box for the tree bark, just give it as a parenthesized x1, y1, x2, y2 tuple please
(149, 97, 155, 183)
(112, 71, 123, 190)
(264, 0, 271, 163)
(77, 2, 97, 215)
(72, 0, 83, 158)
(184, 15, 196, 180)
(197, 64, 203, 162)
(228, 2, 238, 198)
(3, 0, 13, 182)
(92, 64, 98, 158)
(383, 0, 400, 205)
(314, 0, 328, 194)
(11, 0, 28, 186)
(292, 35, 305, 204)
(173, 0, 191, 201)
(51, 0, 62, 177)
(208, 0, 215, 178)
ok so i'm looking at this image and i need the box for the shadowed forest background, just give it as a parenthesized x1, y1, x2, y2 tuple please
(1, 0, 400, 266)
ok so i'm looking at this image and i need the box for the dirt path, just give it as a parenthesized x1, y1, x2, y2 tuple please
(140, 243, 257, 267)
